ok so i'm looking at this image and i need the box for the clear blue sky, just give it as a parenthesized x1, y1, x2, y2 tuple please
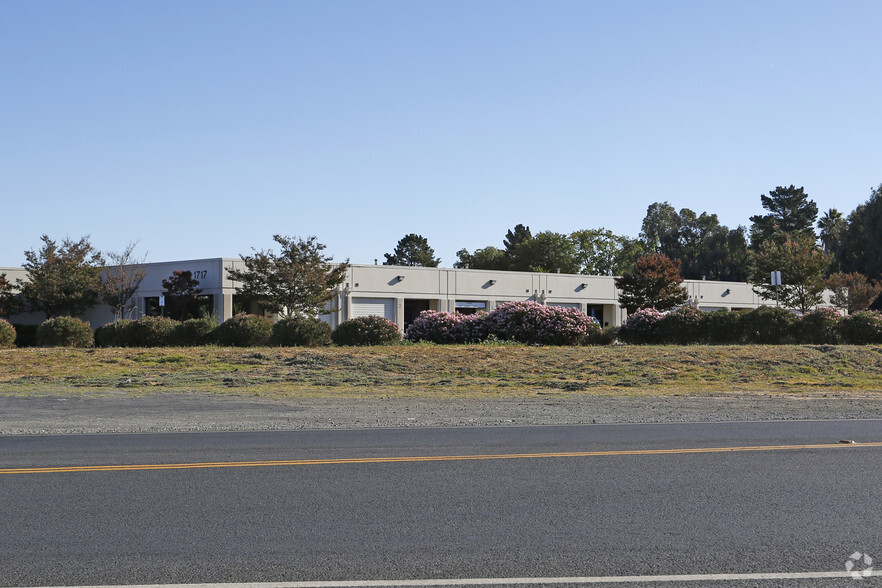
(3, 0, 880, 267)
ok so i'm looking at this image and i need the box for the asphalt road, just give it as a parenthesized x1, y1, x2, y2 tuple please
(2, 421, 882, 587)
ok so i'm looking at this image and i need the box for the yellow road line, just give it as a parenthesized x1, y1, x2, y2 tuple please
(2, 442, 880, 475)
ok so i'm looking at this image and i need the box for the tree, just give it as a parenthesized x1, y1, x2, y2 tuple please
(571, 228, 645, 276)
(161, 270, 203, 320)
(695, 225, 750, 282)
(226, 235, 349, 318)
(638, 203, 749, 281)
(826, 272, 882, 314)
(749, 185, 818, 247)
(98, 241, 147, 319)
(615, 254, 689, 314)
(750, 233, 831, 313)
(838, 184, 882, 280)
(383, 234, 440, 267)
(503, 224, 532, 270)
(454, 246, 507, 270)
(817, 208, 846, 254)
(509, 231, 579, 274)
(18, 235, 104, 319)
(0, 273, 20, 318)
(639, 202, 680, 254)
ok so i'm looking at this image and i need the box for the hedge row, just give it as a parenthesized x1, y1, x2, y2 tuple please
(8, 313, 398, 348)
(618, 306, 882, 345)
(8, 305, 881, 349)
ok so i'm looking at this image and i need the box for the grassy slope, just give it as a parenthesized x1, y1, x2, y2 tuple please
(1, 345, 881, 398)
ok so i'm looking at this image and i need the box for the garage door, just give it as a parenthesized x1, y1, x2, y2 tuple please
(351, 298, 395, 321)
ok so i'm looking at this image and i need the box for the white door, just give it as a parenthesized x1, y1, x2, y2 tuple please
(351, 298, 395, 321)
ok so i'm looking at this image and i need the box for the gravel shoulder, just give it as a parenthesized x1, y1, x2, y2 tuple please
(3, 390, 882, 435)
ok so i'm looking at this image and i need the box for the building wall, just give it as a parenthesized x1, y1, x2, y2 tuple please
(4, 259, 813, 332)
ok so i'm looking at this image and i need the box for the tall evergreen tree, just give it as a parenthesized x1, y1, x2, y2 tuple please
(749, 185, 818, 247)
(838, 184, 882, 280)
(383, 234, 440, 267)
(503, 224, 532, 270)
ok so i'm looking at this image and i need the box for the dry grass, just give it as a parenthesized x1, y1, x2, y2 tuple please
(1, 344, 881, 398)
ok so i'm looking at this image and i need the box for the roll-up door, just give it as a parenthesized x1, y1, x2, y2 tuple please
(351, 298, 395, 321)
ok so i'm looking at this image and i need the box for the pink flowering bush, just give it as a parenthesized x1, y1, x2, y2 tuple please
(795, 307, 841, 344)
(405, 310, 489, 344)
(485, 301, 600, 346)
(332, 315, 401, 346)
(617, 307, 666, 344)
(0, 318, 15, 348)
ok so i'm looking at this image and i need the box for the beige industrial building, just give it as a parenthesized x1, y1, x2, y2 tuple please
(2, 258, 781, 331)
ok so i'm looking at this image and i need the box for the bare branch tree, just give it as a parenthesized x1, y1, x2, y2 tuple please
(98, 241, 147, 319)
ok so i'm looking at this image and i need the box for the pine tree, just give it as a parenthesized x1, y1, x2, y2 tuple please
(383, 234, 440, 267)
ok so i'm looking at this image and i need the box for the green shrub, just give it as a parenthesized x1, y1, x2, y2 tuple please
(126, 316, 178, 347)
(173, 316, 217, 346)
(586, 326, 618, 346)
(741, 306, 797, 344)
(656, 305, 708, 344)
(795, 307, 841, 344)
(212, 313, 273, 347)
(94, 319, 134, 347)
(838, 311, 882, 344)
(0, 319, 15, 348)
(270, 316, 332, 347)
(36, 316, 94, 348)
(332, 315, 402, 346)
(705, 310, 745, 344)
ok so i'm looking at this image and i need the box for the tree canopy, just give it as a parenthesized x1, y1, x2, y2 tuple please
(639, 203, 749, 281)
(837, 184, 882, 281)
(454, 246, 507, 270)
(615, 254, 689, 314)
(0, 273, 20, 318)
(749, 185, 818, 247)
(750, 233, 830, 313)
(161, 270, 203, 320)
(571, 229, 645, 276)
(19, 235, 104, 319)
(383, 234, 440, 267)
(826, 272, 882, 314)
(226, 235, 349, 318)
